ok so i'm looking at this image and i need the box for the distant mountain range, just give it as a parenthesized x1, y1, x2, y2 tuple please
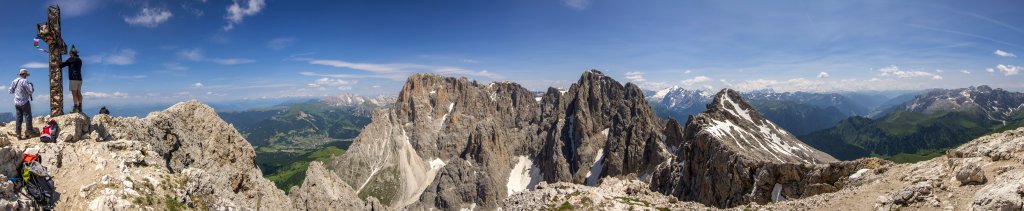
(800, 85, 1024, 162)
(646, 87, 902, 135)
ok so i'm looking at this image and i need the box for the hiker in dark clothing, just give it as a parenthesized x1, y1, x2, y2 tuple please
(60, 45, 83, 113)
(9, 69, 34, 139)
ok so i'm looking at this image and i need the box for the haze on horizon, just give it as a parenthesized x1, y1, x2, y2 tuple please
(0, 0, 1021, 112)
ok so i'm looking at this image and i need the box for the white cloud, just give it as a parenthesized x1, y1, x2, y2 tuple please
(996, 64, 1021, 76)
(181, 0, 207, 17)
(124, 7, 173, 27)
(307, 59, 500, 80)
(309, 59, 409, 74)
(876, 65, 942, 80)
(684, 70, 692, 74)
(179, 48, 253, 65)
(179, 48, 204, 61)
(960, 70, 971, 74)
(987, 68, 996, 73)
(308, 78, 357, 90)
(994, 49, 1017, 58)
(114, 75, 147, 79)
(224, 0, 266, 31)
(211, 58, 255, 65)
(84, 91, 129, 99)
(267, 37, 296, 50)
(104, 49, 137, 65)
(21, 62, 48, 69)
(816, 72, 829, 79)
(619, 71, 671, 90)
(624, 71, 646, 82)
(563, 0, 592, 10)
(680, 76, 711, 86)
(192, 83, 204, 88)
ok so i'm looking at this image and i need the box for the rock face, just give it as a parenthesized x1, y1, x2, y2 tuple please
(0, 100, 366, 210)
(329, 70, 677, 210)
(289, 161, 369, 210)
(649, 89, 876, 208)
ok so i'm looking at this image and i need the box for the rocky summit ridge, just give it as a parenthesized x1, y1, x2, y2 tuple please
(325, 70, 871, 210)
(0, 100, 382, 210)
(0, 70, 1016, 211)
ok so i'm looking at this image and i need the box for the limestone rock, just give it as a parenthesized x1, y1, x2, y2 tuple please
(330, 70, 676, 209)
(0, 100, 333, 210)
(289, 161, 365, 211)
(971, 167, 1024, 211)
(650, 89, 847, 208)
(955, 162, 987, 186)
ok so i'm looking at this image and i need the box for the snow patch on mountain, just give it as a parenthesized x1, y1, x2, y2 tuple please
(585, 149, 606, 186)
(507, 156, 541, 196)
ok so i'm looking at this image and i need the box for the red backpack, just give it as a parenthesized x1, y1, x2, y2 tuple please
(39, 119, 58, 143)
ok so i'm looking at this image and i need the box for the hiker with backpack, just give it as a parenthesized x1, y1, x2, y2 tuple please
(9, 69, 35, 139)
(60, 46, 83, 113)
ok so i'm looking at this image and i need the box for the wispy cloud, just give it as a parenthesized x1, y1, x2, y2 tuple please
(113, 75, 148, 79)
(944, 7, 1024, 34)
(816, 72, 829, 79)
(995, 49, 1017, 58)
(876, 65, 943, 80)
(909, 24, 1019, 47)
(307, 59, 501, 81)
(124, 7, 173, 27)
(995, 64, 1020, 76)
(680, 76, 712, 86)
(961, 70, 971, 74)
(164, 62, 189, 71)
(84, 91, 129, 99)
(86, 49, 137, 65)
(192, 82, 204, 88)
(308, 78, 357, 90)
(267, 37, 297, 50)
(624, 72, 645, 82)
(211, 58, 255, 65)
(20, 62, 48, 69)
(224, 0, 266, 31)
(619, 71, 670, 90)
(181, 0, 207, 17)
(563, 0, 593, 10)
(178, 48, 254, 65)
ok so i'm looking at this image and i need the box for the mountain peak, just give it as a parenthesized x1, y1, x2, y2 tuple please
(689, 88, 837, 164)
(705, 88, 764, 123)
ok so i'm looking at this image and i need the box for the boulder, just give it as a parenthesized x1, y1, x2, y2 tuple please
(956, 162, 987, 186)
(971, 170, 1024, 211)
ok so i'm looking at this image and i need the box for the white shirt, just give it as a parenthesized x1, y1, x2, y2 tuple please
(9, 77, 33, 106)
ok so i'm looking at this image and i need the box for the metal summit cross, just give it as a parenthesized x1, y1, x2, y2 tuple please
(37, 5, 67, 117)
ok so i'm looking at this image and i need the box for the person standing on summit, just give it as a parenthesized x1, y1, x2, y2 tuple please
(60, 46, 83, 113)
(9, 69, 35, 139)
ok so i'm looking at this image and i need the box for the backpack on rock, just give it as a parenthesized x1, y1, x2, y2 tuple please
(38, 119, 58, 143)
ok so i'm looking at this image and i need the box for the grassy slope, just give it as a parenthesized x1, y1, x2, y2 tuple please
(257, 141, 351, 190)
(801, 110, 1011, 163)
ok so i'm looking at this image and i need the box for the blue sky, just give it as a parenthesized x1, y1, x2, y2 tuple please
(0, 0, 1022, 112)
